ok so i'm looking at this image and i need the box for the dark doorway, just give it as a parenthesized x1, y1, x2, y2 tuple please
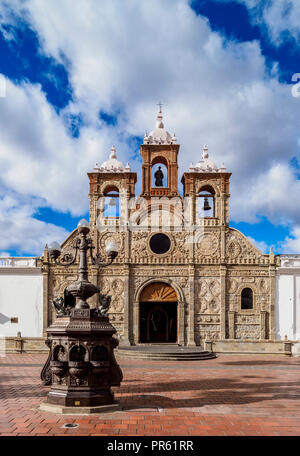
(139, 302, 177, 343)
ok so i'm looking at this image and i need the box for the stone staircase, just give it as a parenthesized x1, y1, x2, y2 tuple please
(116, 345, 217, 361)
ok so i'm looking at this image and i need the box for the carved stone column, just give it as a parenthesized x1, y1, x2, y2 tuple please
(120, 265, 131, 346)
(132, 300, 139, 345)
(228, 311, 235, 339)
(187, 266, 196, 346)
(178, 301, 185, 346)
(260, 311, 267, 340)
(220, 265, 227, 339)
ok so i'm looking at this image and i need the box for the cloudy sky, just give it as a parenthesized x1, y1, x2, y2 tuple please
(0, 0, 300, 256)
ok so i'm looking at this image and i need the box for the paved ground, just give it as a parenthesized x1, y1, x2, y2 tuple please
(1, 353, 300, 436)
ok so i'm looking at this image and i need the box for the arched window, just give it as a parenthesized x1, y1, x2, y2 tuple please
(103, 186, 120, 217)
(241, 288, 253, 310)
(198, 186, 215, 218)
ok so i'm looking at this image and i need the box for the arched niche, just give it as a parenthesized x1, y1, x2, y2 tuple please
(151, 156, 168, 188)
(69, 344, 88, 362)
(53, 344, 66, 361)
(91, 345, 109, 362)
(198, 184, 215, 218)
(103, 185, 120, 217)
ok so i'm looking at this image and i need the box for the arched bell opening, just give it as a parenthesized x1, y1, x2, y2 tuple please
(198, 185, 215, 218)
(103, 185, 120, 217)
(139, 282, 178, 343)
(151, 156, 168, 188)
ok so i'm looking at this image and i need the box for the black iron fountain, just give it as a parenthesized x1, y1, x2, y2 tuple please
(40, 219, 123, 414)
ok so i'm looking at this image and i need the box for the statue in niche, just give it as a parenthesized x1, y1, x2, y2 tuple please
(154, 166, 164, 187)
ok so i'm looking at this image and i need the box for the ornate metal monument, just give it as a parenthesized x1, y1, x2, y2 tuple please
(40, 219, 123, 413)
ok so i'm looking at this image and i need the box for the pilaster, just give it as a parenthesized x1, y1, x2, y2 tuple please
(120, 264, 131, 347)
(220, 264, 227, 339)
(228, 311, 235, 339)
(187, 265, 196, 346)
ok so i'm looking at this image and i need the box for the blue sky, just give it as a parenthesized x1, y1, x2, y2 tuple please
(0, 0, 300, 255)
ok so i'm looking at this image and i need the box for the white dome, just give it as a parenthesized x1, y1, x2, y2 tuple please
(143, 107, 176, 145)
(189, 145, 226, 173)
(99, 146, 126, 173)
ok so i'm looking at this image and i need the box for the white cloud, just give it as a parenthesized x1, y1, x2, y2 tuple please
(0, 0, 300, 252)
(0, 192, 69, 254)
(278, 226, 300, 253)
(223, 0, 300, 46)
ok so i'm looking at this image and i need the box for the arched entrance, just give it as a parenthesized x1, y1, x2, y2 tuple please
(139, 282, 178, 343)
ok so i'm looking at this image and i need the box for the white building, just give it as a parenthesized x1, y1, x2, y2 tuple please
(276, 255, 300, 355)
(0, 257, 43, 339)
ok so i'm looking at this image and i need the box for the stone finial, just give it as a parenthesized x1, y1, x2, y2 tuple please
(110, 145, 117, 159)
(269, 246, 275, 263)
(202, 145, 209, 159)
(155, 105, 164, 129)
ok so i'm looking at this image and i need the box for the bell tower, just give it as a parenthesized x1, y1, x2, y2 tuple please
(140, 107, 180, 199)
(87, 146, 137, 230)
(181, 145, 231, 227)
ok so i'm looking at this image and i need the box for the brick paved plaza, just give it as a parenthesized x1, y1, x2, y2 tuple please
(1, 353, 300, 436)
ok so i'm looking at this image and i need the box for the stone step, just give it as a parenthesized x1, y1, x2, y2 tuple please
(116, 348, 217, 361)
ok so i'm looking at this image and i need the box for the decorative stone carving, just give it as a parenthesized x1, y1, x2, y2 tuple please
(172, 232, 190, 257)
(100, 278, 124, 313)
(227, 240, 241, 259)
(195, 278, 221, 314)
(258, 278, 269, 294)
(235, 325, 260, 340)
(196, 234, 219, 256)
(226, 229, 263, 261)
(99, 231, 125, 261)
(236, 315, 259, 324)
(227, 278, 238, 294)
(131, 232, 147, 256)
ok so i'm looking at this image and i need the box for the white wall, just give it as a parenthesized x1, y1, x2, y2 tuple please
(276, 255, 300, 341)
(0, 258, 43, 338)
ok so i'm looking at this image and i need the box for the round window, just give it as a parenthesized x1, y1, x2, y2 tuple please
(149, 233, 171, 255)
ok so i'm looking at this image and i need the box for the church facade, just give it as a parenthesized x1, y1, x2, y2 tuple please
(38, 108, 289, 354)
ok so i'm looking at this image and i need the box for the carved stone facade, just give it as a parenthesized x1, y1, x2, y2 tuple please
(40, 109, 279, 351)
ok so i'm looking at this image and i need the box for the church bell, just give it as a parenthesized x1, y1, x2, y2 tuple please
(203, 197, 211, 211)
(109, 197, 116, 207)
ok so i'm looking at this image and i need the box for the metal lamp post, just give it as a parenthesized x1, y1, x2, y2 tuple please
(40, 219, 123, 414)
